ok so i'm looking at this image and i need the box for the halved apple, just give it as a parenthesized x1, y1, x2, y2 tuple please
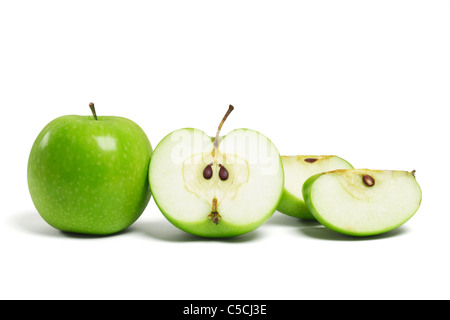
(302, 169, 422, 236)
(277, 155, 353, 219)
(149, 106, 284, 238)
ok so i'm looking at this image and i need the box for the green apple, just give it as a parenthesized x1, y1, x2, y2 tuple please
(277, 155, 353, 219)
(302, 169, 422, 236)
(149, 105, 284, 238)
(27, 103, 152, 235)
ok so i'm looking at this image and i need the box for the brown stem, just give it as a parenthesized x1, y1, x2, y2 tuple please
(89, 102, 98, 121)
(214, 105, 234, 149)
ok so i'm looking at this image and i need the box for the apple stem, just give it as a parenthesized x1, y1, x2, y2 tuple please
(89, 102, 98, 121)
(214, 105, 234, 150)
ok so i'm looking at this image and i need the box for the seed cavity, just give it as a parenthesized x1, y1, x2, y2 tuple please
(304, 158, 318, 163)
(203, 163, 213, 180)
(219, 164, 229, 181)
(362, 174, 375, 187)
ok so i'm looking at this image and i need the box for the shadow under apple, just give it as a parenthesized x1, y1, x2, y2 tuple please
(131, 218, 263, 243)
(8, 210, 60, 238)
(299, 223, 409, 241)
(10, 210, 408, 242)
(268, 210, 409, 240)
(9, 210, 132, 239)
(266, 211, 322, 228)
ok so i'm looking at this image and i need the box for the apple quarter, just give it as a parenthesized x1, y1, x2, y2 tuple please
(302, 169, 422, 236)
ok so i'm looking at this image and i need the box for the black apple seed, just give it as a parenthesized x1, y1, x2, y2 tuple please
(219, 165, 229, 181)
(203, 164, 213, 180)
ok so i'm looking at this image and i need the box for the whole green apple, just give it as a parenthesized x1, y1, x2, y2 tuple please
(27, 103, 152, 235)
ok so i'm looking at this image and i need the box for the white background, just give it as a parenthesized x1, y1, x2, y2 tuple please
(1, 0, 449, 300)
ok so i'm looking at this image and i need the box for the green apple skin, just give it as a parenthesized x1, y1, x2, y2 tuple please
(277, 155, 353, 220)
(277, 190, 311, 219)
(27, 115, 152, 235)
(302, 170, 422, 236)
(302, 173, 331, 226)
(149, 128, 284, 238)
(153, 204, 278, 239)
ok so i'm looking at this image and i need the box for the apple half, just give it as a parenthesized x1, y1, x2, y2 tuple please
(277, 155, 353, 219)
(302, 169, 422, 236)
(149, 106, 284, 238)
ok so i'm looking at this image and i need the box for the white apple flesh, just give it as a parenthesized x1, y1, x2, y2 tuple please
(277, 155, 353, 219)
(302, 169, 422, 236)
(149, 106, 284, 238)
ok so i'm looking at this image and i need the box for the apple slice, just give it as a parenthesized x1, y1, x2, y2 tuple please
(149, 105, 284, 238)
(277, 155, 353, 219)
(302, 169, 422, 236)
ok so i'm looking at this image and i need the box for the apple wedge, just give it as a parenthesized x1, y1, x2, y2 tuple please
(149, 105, 284, 238)
(302, 169, 422, 236)
(277, 155, 353, 219)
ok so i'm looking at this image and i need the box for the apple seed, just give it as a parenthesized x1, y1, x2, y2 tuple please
(219, 164, 229, 181)
(203, 163, 213, 180)
(304, 158, 318, 163)
(362, 174, 375, 187)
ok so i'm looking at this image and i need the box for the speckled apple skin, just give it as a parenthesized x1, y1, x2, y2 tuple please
(27, 115, 152, 235)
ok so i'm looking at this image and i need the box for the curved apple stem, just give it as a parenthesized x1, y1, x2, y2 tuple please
(89, 102, 98, 121)
(214, 105, 234, 150)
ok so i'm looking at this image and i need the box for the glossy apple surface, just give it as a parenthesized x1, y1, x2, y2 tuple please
(302, 169, 422, 236)
(28, 113, 152, 235)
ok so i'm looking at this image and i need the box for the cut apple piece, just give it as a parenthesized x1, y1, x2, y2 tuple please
(277, 155, 353, 219)
(302, 169, 422, 236)
(149, 106, 284, 238)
